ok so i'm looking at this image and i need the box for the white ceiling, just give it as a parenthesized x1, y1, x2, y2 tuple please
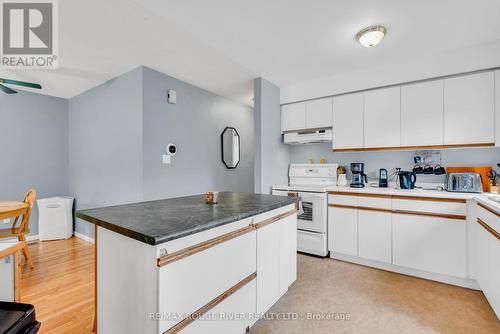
(1, 0, 500, 105)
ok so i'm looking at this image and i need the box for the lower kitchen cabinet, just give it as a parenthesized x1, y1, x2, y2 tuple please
(256, 221, 280, 314)
(358, 209, 392, 263)
(487, 235, 500, 318)
(256, 208, 298, 314)
(328, 206, 357, 256)
(392, 214, 466, 278)
(279, 213, 297, 297)
(475, 206, 500, 319)
(181, 280, 256, 334)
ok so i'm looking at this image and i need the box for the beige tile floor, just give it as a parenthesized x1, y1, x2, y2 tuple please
(250, 254, 500, 334)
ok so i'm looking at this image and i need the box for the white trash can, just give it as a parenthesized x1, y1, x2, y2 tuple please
(37, 197, 74, 241)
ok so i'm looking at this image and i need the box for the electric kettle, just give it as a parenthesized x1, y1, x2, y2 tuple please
(399, 171, 417, 189)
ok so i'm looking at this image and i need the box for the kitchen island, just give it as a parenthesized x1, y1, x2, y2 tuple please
(77, 192, 297, 334)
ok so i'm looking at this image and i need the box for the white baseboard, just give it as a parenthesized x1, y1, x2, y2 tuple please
(0, 234, 39, 244)
(74, 231, 95, 244)
(329, 252, 480, 290)
(26, 235, 39, 243)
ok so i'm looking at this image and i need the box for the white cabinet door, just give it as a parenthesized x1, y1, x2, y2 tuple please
(256, 222, 281, 314)
(279, 214, 297, 297)
(487, 233, 500, 318)
(158, 229, 256, 333)
(495, 70, 500, 147)
(332, 93, 364, 150)
(181, 279, 256, 334)
(392, 214, 466, 278)
(358, 209, 392, 263)
(281, 102, 306, 132)
(476, 221, 490, 291)
(401, 80, 444, 147)
(306, 97, 333, 129)
(364, 87, 401, 148)
(444, 72, 495, 145)
(328, 206, 357, 256)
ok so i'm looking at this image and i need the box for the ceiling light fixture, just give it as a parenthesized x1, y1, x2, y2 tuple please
(356, 25, 387, 47)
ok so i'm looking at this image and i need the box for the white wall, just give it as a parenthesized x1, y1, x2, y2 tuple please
(290, 143, 500, 184)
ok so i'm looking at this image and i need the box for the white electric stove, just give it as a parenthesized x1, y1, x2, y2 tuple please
(272, 163, 338, 257)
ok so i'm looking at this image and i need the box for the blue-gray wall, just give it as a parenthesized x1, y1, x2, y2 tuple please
(290, 143, 500, 183)
(254, 78, 289, 193)
(69, 68, 144, 238)
(142, 67, 254, 200)
(68, 66, 254, 237)
(0, 91, 68, 235)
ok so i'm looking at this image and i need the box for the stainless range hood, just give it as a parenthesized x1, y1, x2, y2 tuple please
(283, 128, 332, 144)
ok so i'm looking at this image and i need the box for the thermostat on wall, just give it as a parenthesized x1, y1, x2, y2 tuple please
(167, 89, 177, 104)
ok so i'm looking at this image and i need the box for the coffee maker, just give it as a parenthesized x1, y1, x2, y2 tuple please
(350, 163, 368, 188)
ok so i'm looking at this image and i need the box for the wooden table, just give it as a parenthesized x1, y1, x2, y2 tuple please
(0, 201, 28, 220)
(0, 241, 25, 302)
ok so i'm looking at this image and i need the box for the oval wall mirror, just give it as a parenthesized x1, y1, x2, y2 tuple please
(221, 127, 240, 169)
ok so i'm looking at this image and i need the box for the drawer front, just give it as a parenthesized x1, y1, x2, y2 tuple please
(392, 213, 466, 278)
(392, 198, 466, 216)
(477, 205, 500, 234)
(158, 229, 256, 333)
(328, 194, 357, 206)
(179, 279, 256, 334)
(357, 196, 391, 210)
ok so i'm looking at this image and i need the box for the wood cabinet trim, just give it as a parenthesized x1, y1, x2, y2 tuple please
(157, 225, 256, 267)
(329, 204, 466, 220)
(254, 209, 297, 229)
(332, 142, 494, 152)
(391, 195, 466, 203)
(328, 203, 391, 213)
(477, 218, 500, 240)
(157, 209, 296, 267)
(328, 191, 466, 203)
(328, 192, 392, 199)
(164, 272, 257, 334)
(478, 202, 500, 217)
(393, 210, 466, 221)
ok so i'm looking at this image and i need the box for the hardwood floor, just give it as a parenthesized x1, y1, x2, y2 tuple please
(20, 237, 94, 334)
(18, 237, 499, 334)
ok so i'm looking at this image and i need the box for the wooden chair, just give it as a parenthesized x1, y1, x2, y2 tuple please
(0, 189, 36, 269)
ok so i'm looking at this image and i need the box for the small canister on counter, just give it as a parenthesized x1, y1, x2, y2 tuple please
(205, 191, 219, 204)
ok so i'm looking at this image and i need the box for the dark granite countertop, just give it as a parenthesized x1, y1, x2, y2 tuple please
(76, 192, 296, 245)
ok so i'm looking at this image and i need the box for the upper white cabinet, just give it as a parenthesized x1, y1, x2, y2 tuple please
(332, 93, 364, 150)
(444, 72, 495, 145)
(401, 80, 444, 147)
(495, 70, 500, 147)
(364, 87, 401, 148)
(281, 98, 332, 132)
(281, 102, 306, 132)
(306, 97, 333, 129)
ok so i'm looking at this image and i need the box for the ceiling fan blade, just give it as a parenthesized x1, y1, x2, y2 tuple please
(0, 78, 41, 89)
(0, 84, 18, 94)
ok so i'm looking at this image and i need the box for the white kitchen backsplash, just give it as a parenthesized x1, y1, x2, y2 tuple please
(290, 143, 500, 182)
